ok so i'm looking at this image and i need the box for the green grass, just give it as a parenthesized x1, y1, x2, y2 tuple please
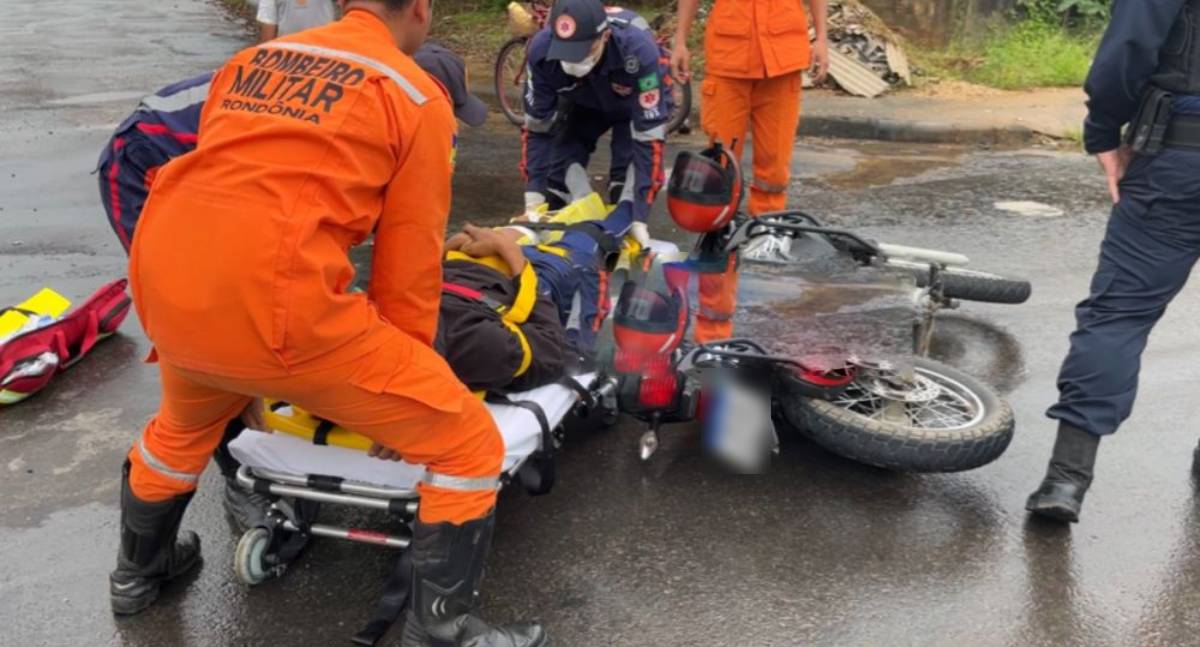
(434, 5, 514, 61)
(916, 19, 1100, 90)
(432, 2, 676, 79)
(967, 21, 1099, 89)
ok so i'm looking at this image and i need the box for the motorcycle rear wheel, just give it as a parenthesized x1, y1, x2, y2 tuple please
(780, 357, 1014, 472)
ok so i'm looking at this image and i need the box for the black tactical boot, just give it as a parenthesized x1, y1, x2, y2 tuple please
(110, 464, 202, 615)
(1025, 423, 1100, 523)
(222, 476, 272, 533)
(399, 513, 546, 647)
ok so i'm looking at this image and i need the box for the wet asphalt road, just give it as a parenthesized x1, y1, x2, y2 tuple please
(6, 3, 1200, 646)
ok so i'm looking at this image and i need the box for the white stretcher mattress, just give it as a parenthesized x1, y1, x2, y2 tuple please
(228, 373, 598, 491)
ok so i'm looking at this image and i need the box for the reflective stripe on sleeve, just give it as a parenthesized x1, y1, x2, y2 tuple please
(137, 438, 200, 484)
(421, 471, 500, 492)
(632, 124, 666, 142)
(524, 113, 556, 133)
(264, 42, 428, 105)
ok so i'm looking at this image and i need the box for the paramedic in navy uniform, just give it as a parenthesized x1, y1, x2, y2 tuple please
(520, 0, 670, 247)
(1028, 0, 1200, 522)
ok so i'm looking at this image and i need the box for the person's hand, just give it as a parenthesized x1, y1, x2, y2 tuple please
(446, 230, 472, 251)
(1096, 145, 1133, 203)
(241, 397, 268, 432)
(671, 41, 692, 84)
(810, 35, 830, 85)
(455, 224, 505, 257)
(630, 221, 651, 246)
(368, 442, 404, 462)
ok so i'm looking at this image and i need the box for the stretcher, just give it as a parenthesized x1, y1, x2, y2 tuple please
(227, 371, 614, 645)
(223, 233, 677, 645)
(229, 371, 610, 551)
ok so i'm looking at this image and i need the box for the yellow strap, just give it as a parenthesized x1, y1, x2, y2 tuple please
(504, 262, 538, 325)
(535, 244, 570, 258)
(503, 319, 534, 377)
(261, 393, 493, 453)
(262, 402, 374, 452)
(442, 252, 537, 377)
(445, 250, 513, 276)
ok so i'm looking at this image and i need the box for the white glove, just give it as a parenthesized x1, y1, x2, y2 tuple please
(630, 221, 651, 247)
(524, 191, 547, 211)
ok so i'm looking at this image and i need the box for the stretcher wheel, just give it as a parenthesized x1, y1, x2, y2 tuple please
(600, 404, 619, 428)
(517, 453, 556, 496)
(234, 527, 274, 586)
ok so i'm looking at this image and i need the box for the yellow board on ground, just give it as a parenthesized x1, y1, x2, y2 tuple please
(0, 288, 72, 340)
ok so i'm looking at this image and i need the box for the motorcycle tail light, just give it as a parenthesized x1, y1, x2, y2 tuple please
(638, 369, 678, 409)
(613, 347, 644, 374)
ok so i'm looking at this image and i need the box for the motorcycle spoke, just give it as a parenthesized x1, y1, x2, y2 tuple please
(827, 368, 985, 431)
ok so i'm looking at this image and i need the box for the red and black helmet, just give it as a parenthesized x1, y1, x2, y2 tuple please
(612, 274, 688, 374)
(667, 143, 743, 233)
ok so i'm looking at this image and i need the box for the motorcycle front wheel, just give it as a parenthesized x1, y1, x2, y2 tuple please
(779, 357, 1014, 472)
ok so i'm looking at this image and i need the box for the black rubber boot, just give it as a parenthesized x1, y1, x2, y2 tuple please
(222, 477, 272, 533)
(1025, 423, 1100, 523)
(212, 420, 272, 533)
(399, 513, 546, 647)
(110, 463, 202, 615)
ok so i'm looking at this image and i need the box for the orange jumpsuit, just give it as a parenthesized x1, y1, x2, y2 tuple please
(126, 9, 503, 525)
(695, 0, 811, 342)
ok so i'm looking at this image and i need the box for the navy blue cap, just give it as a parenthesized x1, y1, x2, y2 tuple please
(547, 0, 609, 63)
(414, 41, 488, 127)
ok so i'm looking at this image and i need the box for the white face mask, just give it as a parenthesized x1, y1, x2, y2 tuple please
(561, 54, 600, 78)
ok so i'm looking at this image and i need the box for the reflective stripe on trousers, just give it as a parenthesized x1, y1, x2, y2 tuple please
(422, 472, 500, 492)
(137, 437, 200, 484)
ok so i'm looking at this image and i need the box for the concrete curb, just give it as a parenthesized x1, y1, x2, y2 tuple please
(797, 116, 1041, 146)
(471, 81, 1053, 146)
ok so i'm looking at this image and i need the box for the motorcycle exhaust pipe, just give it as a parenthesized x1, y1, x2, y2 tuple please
(877, 242, 969, 267)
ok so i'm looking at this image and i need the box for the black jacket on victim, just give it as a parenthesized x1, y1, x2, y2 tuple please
(435, 259, 566, 393)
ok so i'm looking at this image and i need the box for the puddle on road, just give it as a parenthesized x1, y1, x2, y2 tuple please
(823, 156, 961, 190)
(735, 262, 917, 371)
(994, 200, 1065, 218)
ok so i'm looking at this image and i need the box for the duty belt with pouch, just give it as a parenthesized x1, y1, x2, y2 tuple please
(1126, 86, 1173, 154)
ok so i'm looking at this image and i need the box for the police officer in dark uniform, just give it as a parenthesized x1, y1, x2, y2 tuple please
(521, 0, 671, 245)
(1028, 0, 1200, 522)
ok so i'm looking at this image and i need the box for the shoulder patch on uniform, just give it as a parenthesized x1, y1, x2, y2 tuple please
(638, 73, 658, 92)
(624, 55, 640, 74)
(638, 88, 659, 109)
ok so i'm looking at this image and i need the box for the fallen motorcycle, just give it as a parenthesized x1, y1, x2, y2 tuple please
(609, 210, 1029, 473)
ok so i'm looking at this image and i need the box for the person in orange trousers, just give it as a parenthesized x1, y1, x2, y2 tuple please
(671, 0, 829, 342)
(110, 3, 546, 645)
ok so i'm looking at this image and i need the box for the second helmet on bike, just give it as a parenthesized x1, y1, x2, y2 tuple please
(667, 143, 743, 233)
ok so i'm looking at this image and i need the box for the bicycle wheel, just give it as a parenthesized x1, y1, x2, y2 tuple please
(494, 37, 529, 127)
(667, 79, 692, 135)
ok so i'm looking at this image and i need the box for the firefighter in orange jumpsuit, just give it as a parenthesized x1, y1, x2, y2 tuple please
(110, 3, 545, 645)
(670, 0, 829, 342)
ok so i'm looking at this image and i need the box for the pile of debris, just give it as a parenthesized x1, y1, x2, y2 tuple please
(812, 0, 912, 98)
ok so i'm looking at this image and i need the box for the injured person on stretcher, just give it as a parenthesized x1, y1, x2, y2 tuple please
(221, 175, 650, 643)
(223, 167, 636, 497)
(435, 176, 633, 394)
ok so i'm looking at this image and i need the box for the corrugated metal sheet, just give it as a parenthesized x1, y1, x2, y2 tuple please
(828, 47, 891, 98)
(885, 41, 911, 85)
